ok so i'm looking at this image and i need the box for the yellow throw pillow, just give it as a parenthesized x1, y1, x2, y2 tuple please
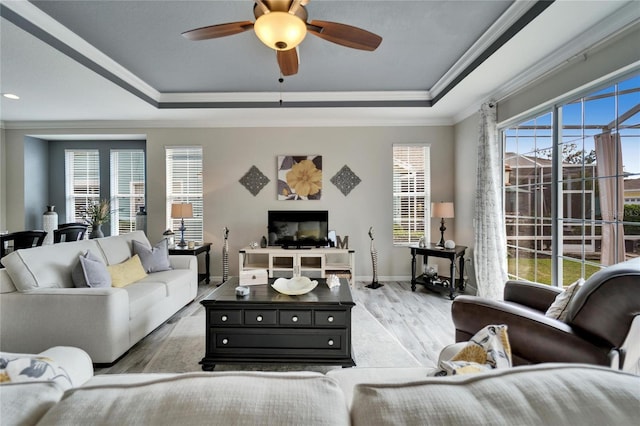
(108, 255, 148, 288)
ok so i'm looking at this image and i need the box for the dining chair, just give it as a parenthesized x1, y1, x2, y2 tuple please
(0, 230, 48, 259)
(54, 224, 88, 243)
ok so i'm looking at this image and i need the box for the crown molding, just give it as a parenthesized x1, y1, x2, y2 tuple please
(1, 108, 453, 130)
(159, 90, 431, 103)
(430, 0, 536, 98)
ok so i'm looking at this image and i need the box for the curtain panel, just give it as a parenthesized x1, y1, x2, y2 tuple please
(594, 132, 626, 266)
(473, 103, 508, 299)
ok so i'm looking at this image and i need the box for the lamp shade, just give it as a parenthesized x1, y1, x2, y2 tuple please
(254, 11, 307, 51)
(171, 203, 193, 219)
(431, 202, 454, 218)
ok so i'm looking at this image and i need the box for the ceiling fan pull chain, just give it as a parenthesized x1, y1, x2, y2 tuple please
(279, 76, 284, 106)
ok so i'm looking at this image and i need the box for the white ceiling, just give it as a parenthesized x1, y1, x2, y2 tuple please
(1, 0, 638, 127)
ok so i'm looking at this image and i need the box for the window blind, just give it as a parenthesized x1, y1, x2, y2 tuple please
(393, 145, 430, 245)
(110, 150, 146, 235)
(166, 146, 204, 242)
(65, 150, 100, 223)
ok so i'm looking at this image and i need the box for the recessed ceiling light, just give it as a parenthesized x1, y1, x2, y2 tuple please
(3, 93, 20, 100)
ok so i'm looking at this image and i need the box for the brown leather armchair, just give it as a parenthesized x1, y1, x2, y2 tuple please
(452, 257, 640, 369)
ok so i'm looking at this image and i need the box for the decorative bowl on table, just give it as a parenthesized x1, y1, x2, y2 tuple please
(272, 276, 318, 295)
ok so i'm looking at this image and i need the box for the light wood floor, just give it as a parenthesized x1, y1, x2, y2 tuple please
(95, 280, 457, 374)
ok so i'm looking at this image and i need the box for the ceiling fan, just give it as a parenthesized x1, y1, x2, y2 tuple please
(182, 0, 382, 76)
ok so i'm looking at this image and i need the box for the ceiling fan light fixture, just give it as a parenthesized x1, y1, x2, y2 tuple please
(254, 11, 307, 51)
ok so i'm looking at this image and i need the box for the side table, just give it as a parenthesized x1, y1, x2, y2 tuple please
(409, 243, 466, 299)
(169, 243, 212, 283)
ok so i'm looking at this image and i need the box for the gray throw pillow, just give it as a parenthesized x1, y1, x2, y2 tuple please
(132, 239, 172, 273)
(71, 250, 112, 288)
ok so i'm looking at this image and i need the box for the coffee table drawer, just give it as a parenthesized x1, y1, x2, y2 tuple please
(210, 310, 242, 325)
(279, 310, 312, 326)
(244, 309, 277, 325)
(315, 310, 347, 326)
(212, 328, 347, 352)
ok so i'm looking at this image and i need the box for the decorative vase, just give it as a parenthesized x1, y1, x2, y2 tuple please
(42, 205, 58, 245)
(260, 235, 267, 248)
(135, 206, 147, 233)
(89, 224, 104, 239)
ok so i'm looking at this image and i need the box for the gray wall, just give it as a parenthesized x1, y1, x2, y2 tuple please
(4, 125, 455, 280)
(0, 127, 5, 232)
(23, 136, 48, 229)
(497, 24, 640, 124)
(450, 23, 640, 290)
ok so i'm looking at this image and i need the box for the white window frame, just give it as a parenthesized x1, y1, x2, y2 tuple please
(166, 146, 204, 242)
(64, 149, 100, 224)
(110, 149, 146, 236)
(392, 144, 431, 246)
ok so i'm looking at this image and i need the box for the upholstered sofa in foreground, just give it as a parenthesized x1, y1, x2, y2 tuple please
(1, 346, 638, 425)
(0, 231, 198, 363)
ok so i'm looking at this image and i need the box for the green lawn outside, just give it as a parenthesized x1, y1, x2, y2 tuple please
(508, 258, 601, 286)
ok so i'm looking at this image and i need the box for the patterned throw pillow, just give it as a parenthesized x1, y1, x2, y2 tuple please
(132, 239, 172, 273)
(545, 278, 584, 321)
(431, 324, 512, 376)
(0, 354, 73, 390)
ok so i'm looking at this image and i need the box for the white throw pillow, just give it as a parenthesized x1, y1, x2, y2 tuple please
(545, 278, 584, 321)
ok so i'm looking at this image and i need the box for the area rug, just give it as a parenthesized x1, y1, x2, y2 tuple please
(143, 304, 421, 373)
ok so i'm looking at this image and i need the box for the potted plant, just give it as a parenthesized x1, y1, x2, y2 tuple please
(83, 199, 111, 239)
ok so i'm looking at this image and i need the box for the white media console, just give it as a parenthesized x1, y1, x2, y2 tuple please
(239, 247, 355, 285)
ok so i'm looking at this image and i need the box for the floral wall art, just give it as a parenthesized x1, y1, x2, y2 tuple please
(277, 155, 322, 200)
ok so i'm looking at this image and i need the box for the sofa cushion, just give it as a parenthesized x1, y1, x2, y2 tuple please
(132, 239, 172, 273)
(0, 382, 64, 425)
(96, 230, 150, 266)
(71, 250, 112, 288)
(108, 255, 147, 288)
(2, 239, 101, 292)
(38, 372, 350, 425)
(350, 364, 640, 426)
(125, 281, 168, 319)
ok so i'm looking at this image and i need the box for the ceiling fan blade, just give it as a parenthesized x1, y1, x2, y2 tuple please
(182, 21, 254, 41)
(307, 20, 382, 51)
(277, 48, 299, 76)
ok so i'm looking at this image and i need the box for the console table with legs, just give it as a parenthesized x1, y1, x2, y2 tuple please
(410, 244, 467, 299)
(169, 242, 212, 283)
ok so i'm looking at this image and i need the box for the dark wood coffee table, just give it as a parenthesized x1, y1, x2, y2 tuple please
(200, 277, 355, 371)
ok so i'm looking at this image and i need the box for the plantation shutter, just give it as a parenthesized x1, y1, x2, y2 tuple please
(166, 146, 203, 242)
(392, 144, 430, 245)
(110, 150, 146, 235)
(65, 150, 100, 223)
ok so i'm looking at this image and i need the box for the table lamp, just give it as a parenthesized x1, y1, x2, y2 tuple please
(431, 202, 454, 247)
(171, 203, 193, 247)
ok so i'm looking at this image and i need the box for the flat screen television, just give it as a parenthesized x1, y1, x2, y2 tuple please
(268, 210, 329, 248)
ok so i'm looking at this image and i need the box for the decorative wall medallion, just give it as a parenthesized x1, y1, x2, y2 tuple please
(239, 166, 270, 196)
(331, 165, 361, 196)
(277, 155, 322, 200)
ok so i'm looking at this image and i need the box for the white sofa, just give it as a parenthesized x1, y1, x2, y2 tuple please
(1, 346, 638, 425)
(0, 231, 198, 363)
